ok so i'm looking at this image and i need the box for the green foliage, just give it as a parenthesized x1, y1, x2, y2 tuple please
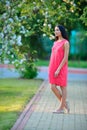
(69, 30, 87, 60)
(0, 0, 87, 77)
(80, 7, 87, 26)
(76, 31, 87, 60)
(20, 61, 37, 79)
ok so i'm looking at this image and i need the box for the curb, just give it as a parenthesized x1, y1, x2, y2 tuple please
(68, 68, 87, 74)
(0, 64, 14, 68)
(11, 80, 48, 130)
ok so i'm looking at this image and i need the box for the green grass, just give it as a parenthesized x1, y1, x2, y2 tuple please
(35, 60, 87, 68)
(35, 60, 49, 66)
(0, 78, 43, 130)
(68, 60, 87, 68)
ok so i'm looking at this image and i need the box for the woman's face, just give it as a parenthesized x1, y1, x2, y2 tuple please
(54, 26, 61, 37)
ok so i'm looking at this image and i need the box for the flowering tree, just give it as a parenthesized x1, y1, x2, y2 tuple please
(0, 0, 39, 78)
(0, 0, 87, 78)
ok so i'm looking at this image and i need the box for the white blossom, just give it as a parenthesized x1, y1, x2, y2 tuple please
(41, 0, 44, 2)
(45, 11, 49, 18)
(33, 2, 36, 4)
(11, 55, 14, 58)
(14, 16, 19, 21)
(49, 34, 55, 40)
(23, 0, 26, 2)
(12, 34, 16, 40)
(17, 35, 21, 41)
(45, 11, 48, 15)
(52, 1, 56, 5)
(6, 1, 10, 6)
(43, 23, 46, 26)
(21, 26, 25, 30)
(48, 24, 51, 29)
(4, 60, 9, 64)
(12, 61, 14, 64)
(20, 30, 26, 34)
(15, 59, 18, 62)
(20, 26, 26, 34)
(0, 33, 4, 38)
(2, 13, 7, 19)
(70, 1, 74, 5)
(7, 51, 10, 54)
(18, 3, 23, 7)
(15, 64, 18, 67)
(6, 25, 11, 32)
(20, 59, 24, 64)
(2, 45, 5, 49)
(45, 18, 47, 22)
(8, 18, 14, 23)
(17, 35, 22, 46)
(26, 30, 29, 33)
(21, 16, 27, 20)
(0, 50, 2, 55)
(4, 47, 8, 51)
(4, 29, 8, 34)
(21, 68, 25, 71)
(71, 9, 74, 13)
(10, 40, 15, 45)
(46, 8, 48, 11)
(43, 33, 46, 37)
(37, 19, 40, 22)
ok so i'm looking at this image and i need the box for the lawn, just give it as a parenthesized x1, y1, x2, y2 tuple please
(35, 60, 87, 68)
(0, 78, 43, 130)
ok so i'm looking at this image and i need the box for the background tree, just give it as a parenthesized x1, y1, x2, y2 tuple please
(0, 0, 87, 78)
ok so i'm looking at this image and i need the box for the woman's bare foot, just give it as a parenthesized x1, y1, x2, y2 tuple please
(65, 101, 70, 113)
(53, 108, 65, 114)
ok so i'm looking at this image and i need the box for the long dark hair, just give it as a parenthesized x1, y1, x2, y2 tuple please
(55, 25, 68, 41)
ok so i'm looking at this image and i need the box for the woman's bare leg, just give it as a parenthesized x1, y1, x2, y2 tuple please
(59, 86, 67, 109)
(50, 84, 62, 101)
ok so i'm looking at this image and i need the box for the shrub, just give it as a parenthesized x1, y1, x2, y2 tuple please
(20, 61, 37, 79)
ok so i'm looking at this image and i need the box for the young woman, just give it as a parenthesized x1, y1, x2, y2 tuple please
(49, 25, 70, 114)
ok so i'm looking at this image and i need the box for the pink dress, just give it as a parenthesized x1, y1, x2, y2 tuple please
(49, 39, 68, 87)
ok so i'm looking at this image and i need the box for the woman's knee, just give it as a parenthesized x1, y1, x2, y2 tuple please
(50, 84, 56, 90)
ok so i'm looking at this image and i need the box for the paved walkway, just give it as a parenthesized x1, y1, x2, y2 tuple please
(0, 65, 87, 130)
(11, 80, 87, 130)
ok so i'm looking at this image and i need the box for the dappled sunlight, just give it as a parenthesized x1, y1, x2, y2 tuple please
(0, 78, 42, 130)
(0, 104, 22, 112)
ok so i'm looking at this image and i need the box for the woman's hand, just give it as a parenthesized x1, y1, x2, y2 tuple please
(54, 69, 60, 77)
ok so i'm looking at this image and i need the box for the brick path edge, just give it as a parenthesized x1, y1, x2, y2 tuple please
(11, 80, 48, 130)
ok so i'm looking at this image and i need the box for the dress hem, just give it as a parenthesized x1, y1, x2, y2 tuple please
(49, 82, 67, 87)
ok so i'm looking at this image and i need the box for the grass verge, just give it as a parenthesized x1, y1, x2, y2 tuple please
(35, 60, 87, 68)
(0, 78, 43, 130)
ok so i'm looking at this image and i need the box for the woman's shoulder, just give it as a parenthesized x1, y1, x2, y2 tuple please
(63, 39, 69, 43)
(54, 39, 69, 45)
(63, 39, 69, 50)
(53, 41, 57, 45)
(63, 39, 69, 46)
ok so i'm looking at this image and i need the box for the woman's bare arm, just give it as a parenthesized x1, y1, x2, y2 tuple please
(54, 42, 69, 77)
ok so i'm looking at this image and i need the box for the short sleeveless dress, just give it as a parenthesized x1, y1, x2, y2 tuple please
(49, 39, 68, 87)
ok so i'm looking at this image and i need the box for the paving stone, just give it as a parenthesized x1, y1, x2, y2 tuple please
(11, 80, 87, 130)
